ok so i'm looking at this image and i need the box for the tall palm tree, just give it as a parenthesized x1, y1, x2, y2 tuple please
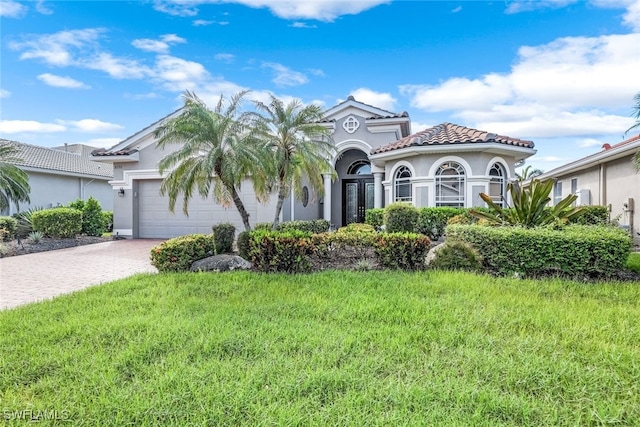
(252, 94, 336, 230)
(154, 90, 269, 231)
(0, 140, 30, 213)
(626, 92, 640, 171)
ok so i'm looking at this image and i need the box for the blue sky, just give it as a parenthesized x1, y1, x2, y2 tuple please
(1, 0, 639, 173)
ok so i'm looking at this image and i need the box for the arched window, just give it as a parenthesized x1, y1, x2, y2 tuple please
(435, 162, 465, 207)
(394, 166, 412, 202)
(347, 160, 372, 175)
(489, 163, 507, 207)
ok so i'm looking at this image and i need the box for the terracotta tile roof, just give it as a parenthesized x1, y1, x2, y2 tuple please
(371, 122, 535, 154)
(51, 143, 98, 158)
(366, 111, 409, 120)
(606, 133, 640, 150)
(1, 139, 113, 178)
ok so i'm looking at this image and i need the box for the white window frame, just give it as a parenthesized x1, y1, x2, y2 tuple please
(435, 162, 466, 208)
(489, 163, 507, 207)
(394, 166, 412, 202)
(554, 181, 563, 205)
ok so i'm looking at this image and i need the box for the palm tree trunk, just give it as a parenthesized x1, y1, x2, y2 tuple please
(230, 186, 252, 231)
(272, 183, 288, 230)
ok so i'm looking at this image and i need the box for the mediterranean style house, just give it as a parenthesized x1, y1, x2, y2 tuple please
(92, 96, 536, 238)
(1, 140, 113, 216)
(534, 133, 640, 246)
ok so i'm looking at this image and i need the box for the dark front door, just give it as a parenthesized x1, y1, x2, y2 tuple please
(342, 179, 374, 225)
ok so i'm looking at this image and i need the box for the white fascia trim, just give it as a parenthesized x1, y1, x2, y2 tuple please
(109, 169, 163, 189)
(369, 143, 536, 163)
(324, 100, 395, 120)
(535, 138, 640, 181)
(365, 123, 403, 140)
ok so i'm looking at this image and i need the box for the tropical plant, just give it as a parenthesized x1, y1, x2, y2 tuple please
(515, 165, 544, 182)
(154, 91, 269, 231)
(0, 141, 30, 212)
(471, 179, 584, 227)
(252, 94, 336, 230)
(626, 92, 640, 172)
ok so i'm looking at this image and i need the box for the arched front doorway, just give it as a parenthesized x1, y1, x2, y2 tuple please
(335, 149, 374, 225)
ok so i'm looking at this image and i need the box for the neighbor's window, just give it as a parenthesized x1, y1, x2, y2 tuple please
(554, 181, 563, 205)
(570, 178, 578, 207)
(436, 161, 466, 208)
(489, 163, 507, 207)
(394, 166, 412, 202)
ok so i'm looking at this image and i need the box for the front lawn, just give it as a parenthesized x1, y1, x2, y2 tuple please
(2, 271, 639, 425)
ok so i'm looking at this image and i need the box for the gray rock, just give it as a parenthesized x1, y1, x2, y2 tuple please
(425, 243, 445, 266)
(190, 254, 252, 272)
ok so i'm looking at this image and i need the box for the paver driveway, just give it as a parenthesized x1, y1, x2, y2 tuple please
(0, 239, 163, 310)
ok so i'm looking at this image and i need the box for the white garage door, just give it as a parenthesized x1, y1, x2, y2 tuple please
(137, 179, 277, 238)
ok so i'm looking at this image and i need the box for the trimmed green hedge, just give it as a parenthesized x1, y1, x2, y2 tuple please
(248, 229, 314, 273)
(0, 216, 18, 241)
(31, 208, 82, 238)
(365, 208, 384, 229)
(570, 205, 609, 226)
(212, 223, 235, 254)
(384, 203, 418, 233)
(277, 219, 330, 234)
(374, 232, 431, 271)
(446, 224, 631, 278)
(150, 234, 215, 272)
(416, 207, 464, 240)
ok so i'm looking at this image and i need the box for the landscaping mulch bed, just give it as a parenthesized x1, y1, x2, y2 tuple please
(0, 236, 112, 258)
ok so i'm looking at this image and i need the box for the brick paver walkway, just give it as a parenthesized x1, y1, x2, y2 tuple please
(0, 239, 163, 310)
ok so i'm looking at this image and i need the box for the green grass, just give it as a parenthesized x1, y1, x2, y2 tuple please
(2, 271, 640, 426)
(626, 252, 640, 273)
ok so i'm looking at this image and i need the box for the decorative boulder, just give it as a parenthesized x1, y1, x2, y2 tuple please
(190, 254, 252, 272)
(425, 243, 445, 266)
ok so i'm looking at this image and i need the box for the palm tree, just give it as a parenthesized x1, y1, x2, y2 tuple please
(626, 92, 640, 171)
(0, 140, 30, 213)
(515, 165, 544, 182)
(154, 90, 269, 231)
(252, 94, 336, 230)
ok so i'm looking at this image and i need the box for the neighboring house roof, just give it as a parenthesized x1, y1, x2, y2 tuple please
(535, 133, 640, 180)
(372, 122, 535, 154)
(1, 139, 113, 179)
(51, 143, 99, 158)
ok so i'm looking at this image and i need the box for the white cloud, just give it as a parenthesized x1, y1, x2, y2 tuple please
(153, 55, 211, 91)
(577, 138, 606, 148)
(214, 53, 235, 63)
(349, 88, 397, 111)
(132, 33, 186, 53)
(505, 0, 578, 14)
(37, 73, 90, 89)
(262, 62, 308, 87)
(56, 119, 124, 132)
(402, 31, 640, 139)
(0, 89, 10, 98)
(83, 52, 152, 79)
(9, 28, 103, 66)
(451, 5, 462, 13)
(193, 19, 214, 26)
(153, 0, 389, 22)
(410, 121, 435, 134)
(153, 0, 199, 16)
(0, 120, 66, 133)
(290, 22, 317, 28)
(0, 0, 26, 17)
(124, 92, 160, 100)
(36, 0, 53, 15)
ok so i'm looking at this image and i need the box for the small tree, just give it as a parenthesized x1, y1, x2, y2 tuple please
(471, 179, 583, 227)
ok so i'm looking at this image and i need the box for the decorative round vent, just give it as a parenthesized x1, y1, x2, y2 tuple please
(342, 115, 360, 134)
(302, 186, 309, 207)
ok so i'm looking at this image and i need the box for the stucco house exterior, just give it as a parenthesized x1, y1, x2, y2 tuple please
(533, 133, 640, 245)
(93, 97, 536, 239)
(1, 139, 113, 216)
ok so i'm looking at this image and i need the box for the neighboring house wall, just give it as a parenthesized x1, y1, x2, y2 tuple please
(13, 170, 112, 214)
(537, 135, 640, 246)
